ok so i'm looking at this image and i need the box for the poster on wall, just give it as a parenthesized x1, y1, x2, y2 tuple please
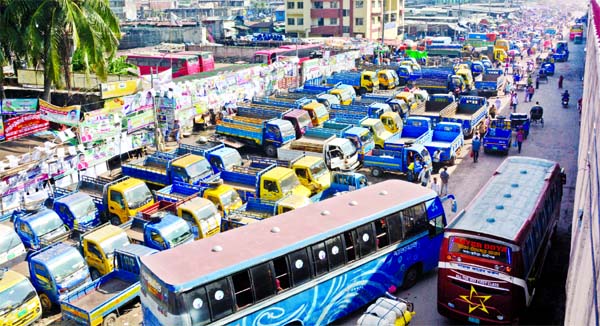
(80, 108, 123, 143)
(100, 79, 141, 99)
(0, 118, 4, 141)
(1, 99, 38, 115)
(38, 99, 81, 126)
(4, 113, 49, 141)
(127, 110, 154, 134)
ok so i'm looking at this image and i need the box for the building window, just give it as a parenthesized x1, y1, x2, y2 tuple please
(343, 26, 350, 33)
(342, 9, 349, 16)
(330, 1, 339, 8)
(355, 0, 363, 8)
(297, 1, 303, 8)
(355, 17, 364, 25)
(330, 18, 338, 25)
(298, 18, 304, 25)
(318, 17, 324, 26)
(287, 1, 295, 9)
(288, 18, 295, 25)
(313, 1, 323, 9)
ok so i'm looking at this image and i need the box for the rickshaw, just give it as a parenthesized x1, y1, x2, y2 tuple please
(530, 105, 544, 127)
(537, 68, 549, 83)
(541, 62, 555, 75)
(510, 112, 530, 138)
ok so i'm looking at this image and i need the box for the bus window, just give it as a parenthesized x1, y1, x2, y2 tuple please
(251, 263, 275, 302)
(311, 242, 329, 276)
(386, 212, 403, 244)
(231, 270, 252, 309)
(343, 231, 357, 262)
(288, 249, 312, 286)
(181, 286, 211, 326)
(325, 236, 345, 270)
(206, 278, 234, 320)
(375, 218, 390, 248)
(402, 204, 428, 238)
(356, 224, 376, 257)
(272, 256, 290, 291)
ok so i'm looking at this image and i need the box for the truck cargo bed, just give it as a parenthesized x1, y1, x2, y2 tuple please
(126, 229, 145, 244)
(141, 162, 167, 172)
(223, 181, 256, 193)
(69, 278, 132, 311)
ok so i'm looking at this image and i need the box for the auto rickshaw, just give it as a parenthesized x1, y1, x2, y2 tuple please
(574, 35, 583, 44)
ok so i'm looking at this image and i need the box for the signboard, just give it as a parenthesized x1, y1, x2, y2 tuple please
(0, 119, 4, 141)
(449, 236, 511, 263)
(80, 108, 123, 143)
(100, 79, 142, 99)
(127, 110, 154, 134)
(1, 99, 38, 115)
(38, 100, 81, 126)
(4, 113, 49, 141)
(123, 91, 154, 116)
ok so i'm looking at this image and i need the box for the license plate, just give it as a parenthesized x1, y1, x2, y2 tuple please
(468, 316, 481, 324)
(492, 146, 497, 150)
(17, 308, 27, 318)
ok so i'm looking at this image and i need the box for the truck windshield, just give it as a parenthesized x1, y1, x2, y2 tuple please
(185, 159, 212, 180)
(219, 190, 242, 209)
(70, 198, 97, 222)
(338, 140, 358, 157)
(296, 113, 312, 129)
(164, 221, 193, 247)
(0, 231, 22, 253)
(125, 184, 153, 210)
(48, 250, 86, 283)
(30, 214, 65, 238)
(0, 279, 37, 316)
(371, 122, 385, 135)
(100, 232, 130, 260)
(222, 151, 242, 170)
(279, 123, 295, 139)
(360, 131, 374, 143)
(280, 174, 301, 194)
(313, 104, 329, 119)
(309, 161, 328, 179)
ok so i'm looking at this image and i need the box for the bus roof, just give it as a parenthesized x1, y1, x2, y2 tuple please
(125, 53, 197, 60)
(447, 157, 558, 242)
(141, 180, 436, 290)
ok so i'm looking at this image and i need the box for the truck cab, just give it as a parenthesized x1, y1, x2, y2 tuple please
(362, 118, 396, 148)
(177, 197, 221, 239)
(170, 154, 217, 184)
(380, 112, 403, 134)
(202, 183, 244, 216)
(129, 213, 194, 251)
(27, 243, 91, 311)
(301, 100, 329, 126)
(13, 209, 69, 250)
(0, 270, 41, 325)
(454, 67, 474, 90)
(361, 71, 378, 93)
(344, 126, 375, 160)
(260, 167, 312, 201)
(0, 224, 26, 266)
(53, 193, 100, 232)
(493, 48, 507, 63)
(397, 91, 419, 110)
(105, 178, 155, 225)
(377, 69, 398, 89)
(205, 146, 243, 172)
(82, 224, 131, 279)
(290, 156, 331, 195)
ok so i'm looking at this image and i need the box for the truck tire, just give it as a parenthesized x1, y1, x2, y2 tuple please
(103, 313, 118, 326)
(264, 145, 277, 158)
(371, 167, 384, 178)
(90, 268, 101, 281)
(39, 293, 53, 312)
(110, 214, 121, 226)
(402, 265, 420, 289)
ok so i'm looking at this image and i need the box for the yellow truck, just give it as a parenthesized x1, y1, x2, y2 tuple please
(377, 69, 399, 90)
(155, 181, 243, 217)
(80, 224, 131, 279)
(252, 97, 329, 127)
(454, 65, 474, 90)
(361, 118, 398, 148)
(330, 85, 355, 105)
(0, 270, 42, 326)
(326, 71, 379, 95)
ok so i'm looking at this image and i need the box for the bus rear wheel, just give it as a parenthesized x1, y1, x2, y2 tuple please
(403, 265, 420, 289)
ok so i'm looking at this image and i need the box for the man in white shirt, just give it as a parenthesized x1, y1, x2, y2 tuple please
(430, 177, 441, 195)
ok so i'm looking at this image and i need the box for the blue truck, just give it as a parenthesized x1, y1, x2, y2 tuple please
(155, 182, 200, 203)
(46, 187, 101, 232)
(363, 138, 432, 180)
(9, 242, 91, 312)
(273, 90, 340, 110)
(326, 71, 379, 95)
(475, 69, 505, 97)
(234, 104, 313, 140)
(122, 152, 218, 188)
(309, 172, 369, 202)
(553, 41, 569, 62)
(424, 122, 465, 166)
(410, 68, 465, 94)
(216, 110, 296, 157)
(483, 116, 512, 155)
(390, 116, 433, 146)
(353, 95, 410, 120)
(173, 141, 242, 173)
(441, 96, 488, 138)
(12, 208, 71, 250)
(410, 94, 458, 124)
(329, 103, 388, 119)
(220, 161, 275, 202)
(60, 244, 157, 326)
(221, 197, 281, 230)
(251, 96, 329, 127)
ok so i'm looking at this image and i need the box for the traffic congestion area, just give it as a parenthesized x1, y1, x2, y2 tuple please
(0, 4, 585, 326)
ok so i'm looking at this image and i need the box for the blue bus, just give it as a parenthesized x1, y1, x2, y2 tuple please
(139, 179, 455, 326)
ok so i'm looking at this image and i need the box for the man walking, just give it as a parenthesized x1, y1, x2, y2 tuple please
(511, 92, 519, 112)
(516, 127, 525, 153)
(440, 167, 449, 196)
(472, 134, 481, 163)
(495, 97, 502, 113)
(431, 177, 441, 196)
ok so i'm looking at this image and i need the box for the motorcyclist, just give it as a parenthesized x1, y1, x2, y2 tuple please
(562, 90, 570, 103)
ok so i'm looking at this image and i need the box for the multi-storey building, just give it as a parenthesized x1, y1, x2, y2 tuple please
(109, 0, 137, 21)
(285, 0, 405, 40)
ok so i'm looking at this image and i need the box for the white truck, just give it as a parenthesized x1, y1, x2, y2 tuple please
(277, 129, 360, 171)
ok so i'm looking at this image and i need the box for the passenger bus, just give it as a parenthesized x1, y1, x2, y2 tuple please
(437, 157, 566, 325)
(254, 43, 322, 65)
(140, 180, 454, 326)
(176, 51, 215, 72)
(125, 53, 208, 78)
(569, 24, 584, 41)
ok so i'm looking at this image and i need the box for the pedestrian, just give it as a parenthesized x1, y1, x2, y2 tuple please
(432, 150, 442, 173)
(495, 97, 502, 113)
(504, 81, 511, 96)
(431, 177, 441, 196)
(418, 165, 431, 187)
(527, 75, 533, 86)
(516, 127, 525, 153)
(484, 116, 491, 133)
(535, 76, 540, 89)
(472, 134, 481, 163)
(489, 104, 497, 119)
(440, 167, 450, 196)
(511, 93, 519, 112)
(558, 75, 564, 88)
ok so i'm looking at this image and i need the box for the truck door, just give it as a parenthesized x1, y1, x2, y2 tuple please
(85, 241, 108, 277)
(261, 179, 280, 201)
(326, 146, 343, 170)
(15, 220, 35, 248)
(116, 252, 139, 275)
(108, 190, 127, 224)
(32, 262, 53, 294)
(180, 209, 200, 239)
(148, 230, 168, 250)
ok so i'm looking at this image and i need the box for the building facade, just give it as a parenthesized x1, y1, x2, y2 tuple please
(109, 0, 137, 21)
(285, 0, 405, 40)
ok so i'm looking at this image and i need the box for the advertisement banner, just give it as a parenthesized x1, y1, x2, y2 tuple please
(39, 99, 81, 126)
(104, 97, 125, 110)
(123, 91, 154, 116)
(76, 141, 119, 171)
(127, 110, 154, 133)
(0, 119, 4, 141)
(80, 108, 123, 143)
(1, 99, 38, 115)
(100, 79, 142, 99)
(131, 131, 155, 149)
(4, 113, 49, 141)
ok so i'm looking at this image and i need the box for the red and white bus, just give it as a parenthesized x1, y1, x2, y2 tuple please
(437, 157, 565, 325)
(126, 53, 213, 78)
(176, 51, 215, 72)
(254, 44, 322, 65)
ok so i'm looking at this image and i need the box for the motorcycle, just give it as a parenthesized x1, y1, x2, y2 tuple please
(562, 97, 569, 108)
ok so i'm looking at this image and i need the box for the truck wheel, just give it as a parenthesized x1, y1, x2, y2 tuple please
(110, 214, 121, 226)
(449, 155, 456, 166)
(264, 145, 277, 157)
(39, 293, 52, 312)
(359, 87, 367, 95)
(402, 265, 420, 289)
(103, 313, 118, 326)
(90, 268, 101, 280)
(371, 167, 384, 177)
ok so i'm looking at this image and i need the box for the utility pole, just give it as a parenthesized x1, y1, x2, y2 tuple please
(380, 0, 385, 45)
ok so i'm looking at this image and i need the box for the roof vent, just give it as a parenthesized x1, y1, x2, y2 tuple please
(379, 190, 388, 196)
(496, 205, 504, 210)
(520, 170, 528, 174)
(511, 183, 519, 188)
(271, 227, 281, 233)
(349, 200, 358, 206)
(321, 210, 331, 216)
(486, 217, 496, 223)
(212, 245, 223, 252)
(504, 193, 512, 198)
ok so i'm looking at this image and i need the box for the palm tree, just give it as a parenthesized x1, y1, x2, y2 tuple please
(28, 0, 121, 100)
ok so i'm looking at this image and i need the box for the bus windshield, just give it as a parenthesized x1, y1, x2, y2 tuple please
(448, 236, 512, 264)
(0, 279, 37, 316)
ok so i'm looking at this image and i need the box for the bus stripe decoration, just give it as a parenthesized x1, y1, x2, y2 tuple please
(139, 180, 452, 325)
